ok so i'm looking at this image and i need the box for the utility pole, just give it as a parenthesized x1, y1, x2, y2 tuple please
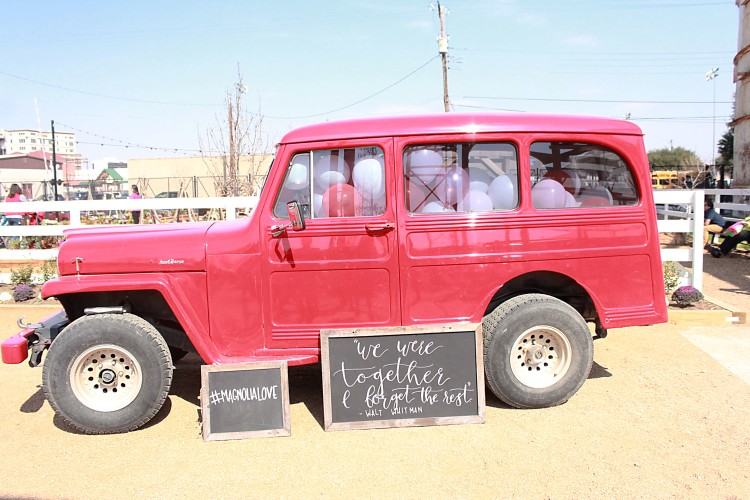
(51, 120, 58, 200)
(437, 2, 450, 112)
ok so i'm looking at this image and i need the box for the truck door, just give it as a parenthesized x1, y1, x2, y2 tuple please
(259, 139, 400, 349)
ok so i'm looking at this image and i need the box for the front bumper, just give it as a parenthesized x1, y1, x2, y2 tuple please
(1, 310, 68, 365)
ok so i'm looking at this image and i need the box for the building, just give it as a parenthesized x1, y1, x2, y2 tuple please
(0, 152, 63, 199)
(127, 154, 272, 197)
(0, 129, 77, 156)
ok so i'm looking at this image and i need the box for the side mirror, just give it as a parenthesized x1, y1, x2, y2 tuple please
(270, 201, 306, 237)
(287, 201, 306, 232)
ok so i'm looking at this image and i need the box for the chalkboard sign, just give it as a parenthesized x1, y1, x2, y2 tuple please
(200, 361, 290, 441)
(321, 324, 485, 431)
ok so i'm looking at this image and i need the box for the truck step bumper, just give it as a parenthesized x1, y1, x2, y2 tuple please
(1, 329, 36, 364)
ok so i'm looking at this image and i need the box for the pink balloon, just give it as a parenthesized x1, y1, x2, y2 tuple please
(321, 184, 360, 217)
(406, 178, 439, 212)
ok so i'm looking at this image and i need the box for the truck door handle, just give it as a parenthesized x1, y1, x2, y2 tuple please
(365, 222, 395, 232)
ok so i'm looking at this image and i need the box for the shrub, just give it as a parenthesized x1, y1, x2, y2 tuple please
(12, 284, 36, 302)
(40, 259, 57, 283)
(662, 261, 682, 294)
(10, 264, 34, 286)
(671, 285, 704, 307)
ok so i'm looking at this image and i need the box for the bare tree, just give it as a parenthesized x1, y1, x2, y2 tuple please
(199, 67, 271, 197)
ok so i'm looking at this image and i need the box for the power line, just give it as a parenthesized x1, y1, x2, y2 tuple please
(266, 55, 440, 120)
(60, 122, 206, 155)
(463, 95, 733, 104)
(0, 70, 220, 107)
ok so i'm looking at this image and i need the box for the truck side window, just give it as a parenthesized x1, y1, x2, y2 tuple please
(274, 147, 386, 219)
(530, 142, 638, 209)
(404, 143, 518, 213)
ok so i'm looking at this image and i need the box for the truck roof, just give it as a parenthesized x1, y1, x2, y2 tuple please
(279, 113, 643, 145)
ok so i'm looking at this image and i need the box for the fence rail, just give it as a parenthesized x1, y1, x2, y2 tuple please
(2, 191, 748, 293)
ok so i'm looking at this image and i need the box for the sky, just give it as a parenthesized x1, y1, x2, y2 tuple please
(0, 0, 738, 167)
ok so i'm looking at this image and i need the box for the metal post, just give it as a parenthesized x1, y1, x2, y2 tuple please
(51, 120, 58, 200)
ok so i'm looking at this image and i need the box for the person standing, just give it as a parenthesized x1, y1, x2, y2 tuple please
(130, 185, 142, 224)
(4, 184, 27, 226)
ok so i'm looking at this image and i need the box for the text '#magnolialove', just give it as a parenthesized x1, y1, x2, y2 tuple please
(209, 385, 279, 406)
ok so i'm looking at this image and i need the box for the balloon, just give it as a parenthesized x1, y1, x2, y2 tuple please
(352, 157, 385, 200)
(321, 183, 359, 217)
(580, 196, 611, 207)
(580, 187, 613, 205)
(468, 167, 492, 193)
(532, 179, 567, 209)
(407, 179, 438, 212)
(462, 190, 493, 212)
(285, 162, 309, 191)
(313, 193, 325, 217)
(421, 201, 455, 214)
(407, 148, 443, 185)
(488, 175, 517, 210)
(544, 168, 581, 196)
(358, 192, 386, 216)
(433, 165, 469, 205)
(564, 191, 577, 207)
(314, 154, 350, 189)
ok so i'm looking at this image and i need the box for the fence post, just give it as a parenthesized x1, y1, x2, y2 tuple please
(691, 190, 704, 291)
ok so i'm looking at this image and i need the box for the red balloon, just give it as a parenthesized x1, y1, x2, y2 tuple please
(321, 184, 360, 217)
(580, 196, 610, 207)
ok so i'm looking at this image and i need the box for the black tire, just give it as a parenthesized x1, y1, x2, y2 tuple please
(483, 293, 594, 409)
(42, 313, 173, 434)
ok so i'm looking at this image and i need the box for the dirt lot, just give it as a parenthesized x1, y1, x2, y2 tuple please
(0, 252, 748, 498)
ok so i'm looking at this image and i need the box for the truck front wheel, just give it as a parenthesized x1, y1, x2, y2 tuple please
(42, 313, 173, 434)
(483, 294, 594, 409)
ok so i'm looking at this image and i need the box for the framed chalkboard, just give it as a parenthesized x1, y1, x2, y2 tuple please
(321, 324, 485, 431)
(200, 361, 290, 441)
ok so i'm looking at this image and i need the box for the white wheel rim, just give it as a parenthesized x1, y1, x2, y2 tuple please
(510, 326, 572, 389)
(70, 344, 143, 412)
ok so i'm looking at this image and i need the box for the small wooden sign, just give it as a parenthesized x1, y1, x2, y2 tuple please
(321, 324, 485, 431)
(200, 361, 290, 441)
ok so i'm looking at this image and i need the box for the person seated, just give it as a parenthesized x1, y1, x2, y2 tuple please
(709, 218, 750, 258)
(703, 199, 732, 247)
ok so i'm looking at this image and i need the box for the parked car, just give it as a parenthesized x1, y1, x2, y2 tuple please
(2, 113, 668, 434)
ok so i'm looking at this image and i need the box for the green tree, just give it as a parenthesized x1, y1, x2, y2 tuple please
(717, 126, 734, 174)
(647, 147, 703, 170)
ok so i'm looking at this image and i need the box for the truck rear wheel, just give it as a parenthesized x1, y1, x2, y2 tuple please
(483, 294, 593, 409)
(42, 313, 173, 434)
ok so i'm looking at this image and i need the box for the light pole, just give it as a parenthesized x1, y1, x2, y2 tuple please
(706, 67, 719, 168)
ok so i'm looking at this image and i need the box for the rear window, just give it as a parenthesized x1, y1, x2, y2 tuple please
(530, 142, 638, 209)
(404, 143, 519, 214)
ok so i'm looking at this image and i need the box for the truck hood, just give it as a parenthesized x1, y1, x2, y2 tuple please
(57, 222, 214, 276)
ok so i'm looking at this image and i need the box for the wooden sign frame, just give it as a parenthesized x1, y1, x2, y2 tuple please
(321, 323, 485, 432)
(200, 361, 290, 441)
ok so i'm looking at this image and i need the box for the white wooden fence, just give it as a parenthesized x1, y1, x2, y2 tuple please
(2, 191, 748, 293)
(0, 197, 258, 260)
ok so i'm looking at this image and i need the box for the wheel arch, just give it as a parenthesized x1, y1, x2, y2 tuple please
(46, 273, 217, 362)
(482, 270, 599, 324)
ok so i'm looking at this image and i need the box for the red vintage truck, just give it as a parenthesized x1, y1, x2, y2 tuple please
(2, 113, 668, 433)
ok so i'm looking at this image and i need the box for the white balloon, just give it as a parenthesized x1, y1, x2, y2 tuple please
(564, 191, 577, 207)
(463, 190, 493, 212)
(313, 193, 325, 217)
(352, 157, 385, 200)
(407, 148, 443, 185)
(488, 175, 517, 210)
(532, 179, 567, 209)
(468, 167, 492, 193)
(285, 163, 309, 191)
(421, 201, 454, 214)
(314, 155, 350, 189)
